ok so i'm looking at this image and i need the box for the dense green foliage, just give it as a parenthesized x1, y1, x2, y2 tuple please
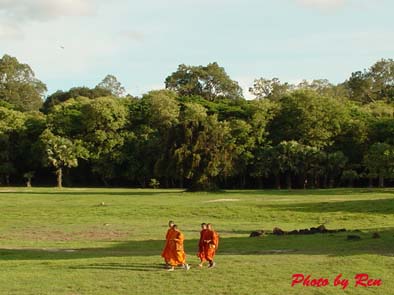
(0, 55, 46, 112)
(2, 54, 394, 189)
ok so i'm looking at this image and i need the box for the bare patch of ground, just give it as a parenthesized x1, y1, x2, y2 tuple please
(204, 198, 240, 203)
(10, 229, 131, 242)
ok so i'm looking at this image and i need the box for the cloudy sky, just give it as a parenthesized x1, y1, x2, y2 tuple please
(1, 0, 393, 98)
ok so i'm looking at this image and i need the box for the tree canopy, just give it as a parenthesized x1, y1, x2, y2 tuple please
(165, 62, 243, 101)
(0, 54, 47, 112)
(2, 54, 394, 190)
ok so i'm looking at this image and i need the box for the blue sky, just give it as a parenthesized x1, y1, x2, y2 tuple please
(1, 0, 394, 98)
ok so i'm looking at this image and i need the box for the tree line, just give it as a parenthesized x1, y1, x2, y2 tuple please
(1, 54, 394, 190)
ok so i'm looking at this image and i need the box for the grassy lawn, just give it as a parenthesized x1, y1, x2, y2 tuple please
(0, 187, 393, 294)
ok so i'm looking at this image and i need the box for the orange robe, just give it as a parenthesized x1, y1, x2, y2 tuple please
(197, 229, 208, 262)
(161, 227, 176, 262)
(203, 229, 219, 261)
(167, 231, 186, 266)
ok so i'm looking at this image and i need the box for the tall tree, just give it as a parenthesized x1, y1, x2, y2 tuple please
(363, 142, 394, 187)
(165, 62, 243, 101)
(142, 90, 180, 128)
(142, 90, 180, 186)
(296, 79, 348, 99)
(40, 129, 87, 188)
(82, 97, 128, 184)
(331, 102, 370, 165)
(228, 119, 255, 187)
(46, 97, 90, 138)
(42, 86, 112, 113)
(268, 89, 345, 148)
(251, 145, 280, 188)
(172, 103, 235, 190)
(0, 54, 47, 111)
(96, 74, 126, 97)
(323, 151, 348, 188)
(0, 106, 26, 184)
(11, 112, 46, 186)
(345, 59, 394, 103)
(275, 141, 320, 189)
(249, 77, 292, 100)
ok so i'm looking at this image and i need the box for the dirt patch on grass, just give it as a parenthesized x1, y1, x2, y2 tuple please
(0, 247, 79, 252)
(14, 229, 131, 242)
(204, 198, 240, 203)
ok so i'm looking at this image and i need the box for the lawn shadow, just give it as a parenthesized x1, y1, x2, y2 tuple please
(0, 190, 185, 197)
(69, 262, 165, 272)
(2, 188, 394, 198)
(224, 188, 394, 196)
(267, 198, 394, 214)
(1, 228, 394, 261)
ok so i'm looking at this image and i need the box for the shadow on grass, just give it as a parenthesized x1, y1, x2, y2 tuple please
(2, 188, 394, 198)
(268, 198, 394, 214)
(69, 262, 165, 272)
(224, 188, 394, 196)
(0, 191, 185, 197)
(1, 229, 393, 262)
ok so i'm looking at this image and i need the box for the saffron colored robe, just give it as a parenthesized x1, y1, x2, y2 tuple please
(203, 229, 219, 261)
(197, 228, 208, 262)
(161, 227, 176, 262)
(167, 230, 186, 266)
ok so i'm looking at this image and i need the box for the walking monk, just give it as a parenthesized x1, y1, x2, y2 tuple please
(167, 224, 190, 271)
(161, 220, 175, 267)
(197, 223, 208, 268)
(203, 223, 219, 268)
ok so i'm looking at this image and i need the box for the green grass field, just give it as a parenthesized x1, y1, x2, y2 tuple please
(0, 187, 393, 295)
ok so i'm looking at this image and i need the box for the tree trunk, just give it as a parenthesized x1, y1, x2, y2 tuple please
(378, 175, 384, 188)
(223, 176, 228, 189)
(137, 177, 146, 188)
(164, 178, 169, 188)
(368, 177, 373, 188)
(56, 168, 63, 188)
(275, 174, 281, 189)
(314, 175, 320, 188)
(328, 177, 334, 188)
(179, 177, 183, 189)
(298, 174, 306, 189)
(286, 173, 292, 189)
(258, 178, 263, 189)
(323, 174, 328, 188)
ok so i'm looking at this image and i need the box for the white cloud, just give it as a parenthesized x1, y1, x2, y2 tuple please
(119, 30, 145, 43)
(0, 22, 23, 39)
(0, 0, 99, 39)
(234, 76, 255, 100)
(0, 0, 97, 22)
(296, 0, 347, 9)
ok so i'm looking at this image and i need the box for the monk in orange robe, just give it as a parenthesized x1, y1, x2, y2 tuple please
(203, 223, 219, 268)
(167, 224, 190, 271)
(197, 223, 208, 267)
(161, 220, 175, 266)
